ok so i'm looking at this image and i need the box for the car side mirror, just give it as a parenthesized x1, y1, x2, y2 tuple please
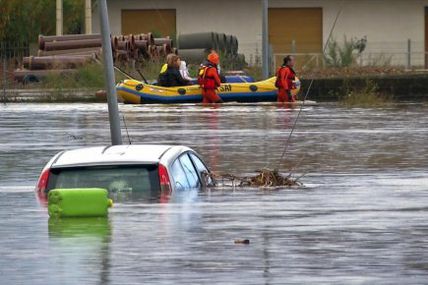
(200, 170, 215, 187)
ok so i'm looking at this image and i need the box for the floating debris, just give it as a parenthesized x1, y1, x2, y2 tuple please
(234, 239, 250, 244)
(208, 168, 302, 188)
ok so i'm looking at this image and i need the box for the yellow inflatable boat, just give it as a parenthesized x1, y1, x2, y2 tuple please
(116, 77, 301, 104)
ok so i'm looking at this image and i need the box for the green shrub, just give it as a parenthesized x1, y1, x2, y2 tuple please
(338, 79, 392, 107)
(135, 59, 164, 82)
(325, 36, 367, 67)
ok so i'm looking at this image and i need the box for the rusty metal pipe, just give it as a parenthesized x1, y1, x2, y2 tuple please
(23, 55, 94, 70)
(134, 40, 148, 50)
(43, 38, 102, 51)
(39, 34, 101, 50)
(139, 33, 154, 45)
(37, 47, 102, 56)
(116, 40, 130, 51)
(13, 69, 78, 82)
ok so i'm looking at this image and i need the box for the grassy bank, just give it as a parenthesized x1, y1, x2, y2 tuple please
(336, 79, 393, 107)
(39, 63, 122, 90)
(33, 61, 164, 91)
(299, 66, 410, 79)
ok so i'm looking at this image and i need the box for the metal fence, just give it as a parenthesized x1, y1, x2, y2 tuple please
(0, 42, 30, 89)
(240, 39, 428, 70)
(0, 42, 30, 59)
(272, 52, 428, 71)
(272, 39, 428, 70)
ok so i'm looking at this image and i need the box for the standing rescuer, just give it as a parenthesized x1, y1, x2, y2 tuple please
(275, 55, 297, 103)
(198, 52, 223, 104)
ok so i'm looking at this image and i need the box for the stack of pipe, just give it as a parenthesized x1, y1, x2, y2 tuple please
(14, 34, 103, 82)
(177, 32, 241, 64)
(14, 33, 175, 82)
(111, 33, 174, 61)
(37, 34, 103, 56)
(13, 54, 94, 82)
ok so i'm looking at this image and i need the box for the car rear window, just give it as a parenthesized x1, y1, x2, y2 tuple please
(47, 164, 160, 194)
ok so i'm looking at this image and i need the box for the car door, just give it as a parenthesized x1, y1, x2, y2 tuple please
(189, 152, 213, 186)
(170, 158, 190, 191)
(178, 153, 200, 189)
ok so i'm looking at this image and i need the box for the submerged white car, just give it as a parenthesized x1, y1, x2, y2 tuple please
(36, 145, 212, 203)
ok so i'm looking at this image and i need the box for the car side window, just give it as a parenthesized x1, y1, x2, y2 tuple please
(189, 153, 208, 173)
(189, 153, 213, 186)
(170, 159, 190, 191)
(179, 153, 200, 188)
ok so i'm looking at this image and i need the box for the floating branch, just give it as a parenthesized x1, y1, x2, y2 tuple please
(208, 168, 302, 188)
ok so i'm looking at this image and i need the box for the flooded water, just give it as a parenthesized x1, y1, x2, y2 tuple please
(0, 102, 427, 284)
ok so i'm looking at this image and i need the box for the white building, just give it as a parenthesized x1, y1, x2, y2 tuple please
(92, 0, 428, 67)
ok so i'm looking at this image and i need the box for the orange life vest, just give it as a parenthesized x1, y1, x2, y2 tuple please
(275, 65, 296, 89)
(198, 66, 219, 89)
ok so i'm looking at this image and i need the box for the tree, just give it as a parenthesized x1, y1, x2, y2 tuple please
(0, 0, 84, 43)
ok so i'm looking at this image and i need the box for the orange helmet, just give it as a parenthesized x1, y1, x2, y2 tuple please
(207, 51, 219, 65)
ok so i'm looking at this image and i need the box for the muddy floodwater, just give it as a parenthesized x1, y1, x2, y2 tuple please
(0, 102, 427, 284)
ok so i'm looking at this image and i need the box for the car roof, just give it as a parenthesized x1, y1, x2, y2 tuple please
(50, 144, 189, 168)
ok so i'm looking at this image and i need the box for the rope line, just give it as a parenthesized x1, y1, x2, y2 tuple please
(276, 1, 345, 170)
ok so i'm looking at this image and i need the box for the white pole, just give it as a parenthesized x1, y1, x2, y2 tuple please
(85, 0, 92, 34)
(56, 0, 63, 35)
(291, 40, 296, 53)
(2, 56, 7, 103)
(407, 38, 411, 69)
(261, 0, 269, 78)
(99, 0, 122, 145)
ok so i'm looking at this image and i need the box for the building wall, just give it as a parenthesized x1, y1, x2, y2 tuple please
(271, 0, 428, 65)
(93, 0, 263, 64)
(93, 0, 428, 66)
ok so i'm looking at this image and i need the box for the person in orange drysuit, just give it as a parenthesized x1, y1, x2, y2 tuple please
(275, 55, 297, 103)
(198, 52, 223, 104)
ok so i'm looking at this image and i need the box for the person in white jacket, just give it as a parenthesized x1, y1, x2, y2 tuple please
(179, 60, 193, 81)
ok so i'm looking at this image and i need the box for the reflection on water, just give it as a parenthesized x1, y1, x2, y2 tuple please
(0, 103, 427, 284)
(48, 217, 111, 238)
(48, 218, 111, 285)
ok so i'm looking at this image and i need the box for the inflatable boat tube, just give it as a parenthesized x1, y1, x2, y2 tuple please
(116, 77, 301, 104)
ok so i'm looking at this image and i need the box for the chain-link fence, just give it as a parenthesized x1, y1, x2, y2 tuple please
(240, 39, 428, 70)
(0, 42, 30, 89)
(272, 40, 428, 71)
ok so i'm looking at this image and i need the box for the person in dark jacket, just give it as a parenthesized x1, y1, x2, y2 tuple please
(158, 54, 190, 87)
